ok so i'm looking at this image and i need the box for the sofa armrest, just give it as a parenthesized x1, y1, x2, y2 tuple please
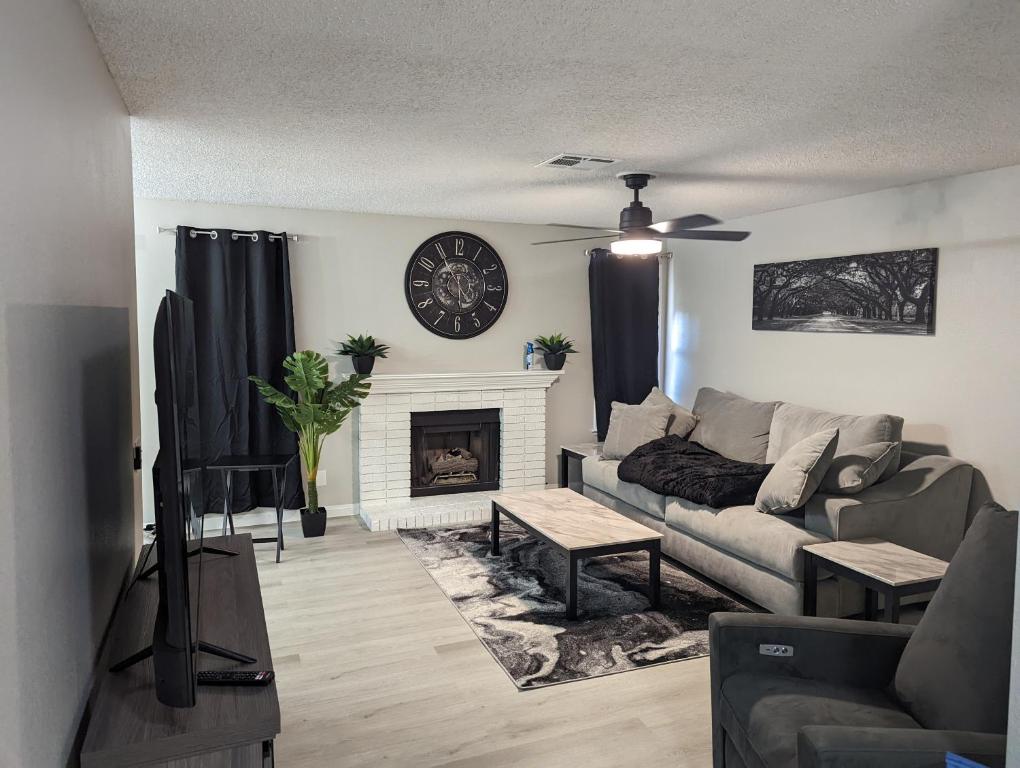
(710, 614, 914, 768)
(710, 613, 912, 692)
(805, 455, 972, 560)
(798, 726, 1006, 768)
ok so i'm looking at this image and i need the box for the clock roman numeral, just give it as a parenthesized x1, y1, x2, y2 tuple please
(434, 242, 447, 261)
(484, 301, 497, 312)
(433, 310, 446, 325)
(454, 238, 464, 256)
(486, 284, 503, 292)
(419, 256, 435, 272)
(473, 247, 482, 262)
(412, 280, 430, 288)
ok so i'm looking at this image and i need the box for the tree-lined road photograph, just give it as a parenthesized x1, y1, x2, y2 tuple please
(752, 249, 938, 335)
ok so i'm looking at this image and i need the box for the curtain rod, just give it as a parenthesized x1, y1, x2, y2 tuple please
(157, 226, 300, 243)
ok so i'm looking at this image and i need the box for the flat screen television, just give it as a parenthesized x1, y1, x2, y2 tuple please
(149, 288, 201, 707)
(112, 290, 253, 706)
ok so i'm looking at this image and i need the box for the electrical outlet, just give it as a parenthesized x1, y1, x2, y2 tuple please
(317, 470, 328, 487)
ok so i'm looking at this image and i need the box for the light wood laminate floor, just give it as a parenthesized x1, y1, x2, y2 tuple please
(249, 516, 715, 768)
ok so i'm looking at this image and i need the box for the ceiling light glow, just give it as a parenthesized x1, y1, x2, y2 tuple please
(610, 238, 663, 256)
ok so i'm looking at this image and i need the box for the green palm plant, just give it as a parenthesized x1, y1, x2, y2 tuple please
(249, 350, 370, 514)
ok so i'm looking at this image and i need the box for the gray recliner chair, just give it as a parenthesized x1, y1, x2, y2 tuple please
(710, 502, 1015, 767)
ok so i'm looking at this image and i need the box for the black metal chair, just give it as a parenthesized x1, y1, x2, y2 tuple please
(710, 502, 1015, 767)
(205, 454, 297, 563)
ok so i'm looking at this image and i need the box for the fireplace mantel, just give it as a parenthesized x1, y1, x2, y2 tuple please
(362, 370, 561, 394)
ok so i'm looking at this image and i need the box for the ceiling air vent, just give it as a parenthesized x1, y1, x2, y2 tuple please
(536, 153, 618, 171)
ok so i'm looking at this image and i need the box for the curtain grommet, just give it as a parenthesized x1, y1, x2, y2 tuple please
(210, 231, 218, 240)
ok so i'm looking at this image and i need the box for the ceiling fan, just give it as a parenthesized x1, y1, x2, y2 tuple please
(532, 172, 750, 255)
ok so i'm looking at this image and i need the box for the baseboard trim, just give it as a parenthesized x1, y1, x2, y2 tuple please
(204, 503, 356, 531)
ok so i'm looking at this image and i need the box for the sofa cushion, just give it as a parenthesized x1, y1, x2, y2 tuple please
(894, 502, 1016, 734)
(765, 402, 904, 481)
(664, 499, 830, 580)
(819, 440, 898, 494)
(642, 387, 698, 438)
(602, 402, 672, 460)
(688, 387, 778, 464)
(580, 456, 666, 520)
(719, 673, 920, 768)
(755, 428, 839, 514)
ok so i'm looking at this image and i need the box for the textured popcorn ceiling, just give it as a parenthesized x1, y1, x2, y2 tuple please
(80, 0, 1020, 225)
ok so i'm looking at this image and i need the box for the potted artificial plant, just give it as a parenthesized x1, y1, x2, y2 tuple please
(250, 350, 370, 537)
(534, 333, 577, 371)
(336, 334, 390, 375)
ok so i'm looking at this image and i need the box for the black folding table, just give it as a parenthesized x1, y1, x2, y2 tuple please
(206, 454, 298, 563)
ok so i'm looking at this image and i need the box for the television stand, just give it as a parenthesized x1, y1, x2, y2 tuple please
(132, 539, 238, 583)
(110, 639, 256, 673)
(131, 506, 239, 586)
(82, 534, 279, 768)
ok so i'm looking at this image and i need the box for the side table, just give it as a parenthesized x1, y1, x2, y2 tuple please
(206, 454, 298, 564)
(558, 443, 602, 489)
(803, 538, 948, 622)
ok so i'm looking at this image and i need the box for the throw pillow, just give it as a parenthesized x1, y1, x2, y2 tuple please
(602, 402, 673, 460)
(755, 428, 839, 514)
(819, 441, 899, 494)
(688, 387, 779, 464)
(642, 387, 699, 438)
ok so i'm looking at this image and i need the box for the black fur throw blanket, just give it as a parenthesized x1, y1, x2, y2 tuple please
(617, 435, 773, 508)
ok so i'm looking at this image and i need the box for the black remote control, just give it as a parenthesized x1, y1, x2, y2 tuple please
(197, 670, 274, 687)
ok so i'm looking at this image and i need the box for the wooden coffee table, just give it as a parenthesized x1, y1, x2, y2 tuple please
(490, 488, 663, 620)
(803, 538, 949, 622)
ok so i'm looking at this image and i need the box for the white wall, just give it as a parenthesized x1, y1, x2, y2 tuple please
(665, 164, 1020, 508)
(0, 0, 138, 764)
(133, 198, 596, 520)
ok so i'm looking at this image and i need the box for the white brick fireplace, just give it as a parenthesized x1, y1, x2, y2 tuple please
(354, 371, 561, 530)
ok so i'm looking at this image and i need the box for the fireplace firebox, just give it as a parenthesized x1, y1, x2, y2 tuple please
(410, 409, 500, 497)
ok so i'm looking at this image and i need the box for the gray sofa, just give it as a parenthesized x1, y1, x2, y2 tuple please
(581, 388, 973, 616)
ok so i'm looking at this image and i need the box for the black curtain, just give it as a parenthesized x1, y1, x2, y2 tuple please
(588, 248, 660, 440)
(176, 227, 304, 514)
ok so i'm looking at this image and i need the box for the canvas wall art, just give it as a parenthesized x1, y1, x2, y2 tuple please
(752, 248, 938, 335)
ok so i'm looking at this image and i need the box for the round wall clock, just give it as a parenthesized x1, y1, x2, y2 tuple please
(404, 231, 509, 339)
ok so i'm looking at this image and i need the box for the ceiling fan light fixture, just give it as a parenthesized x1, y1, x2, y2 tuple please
(610, 237, 663, 256)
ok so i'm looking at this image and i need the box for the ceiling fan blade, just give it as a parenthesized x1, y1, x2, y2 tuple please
(531, 234, 617, 245)
(661, 229, 750, 242)
(545, 223, 623, 233)
(649, 214, 722, 234)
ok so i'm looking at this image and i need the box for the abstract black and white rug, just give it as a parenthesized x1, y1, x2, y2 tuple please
(398, 521, 753, 689)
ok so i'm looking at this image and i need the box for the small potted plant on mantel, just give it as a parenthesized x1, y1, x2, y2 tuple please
(336, 333, 390, 375)
(249, 350, 370, 537)
(534, 333, 577, 371)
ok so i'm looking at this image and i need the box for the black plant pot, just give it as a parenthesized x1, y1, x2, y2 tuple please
(300, 506, 327, 538)
(352, 355, 376, 375)
(543, 352, 567, 370)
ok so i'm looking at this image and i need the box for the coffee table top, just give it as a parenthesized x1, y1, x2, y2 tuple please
(491, 488, 662, 551)
(803, 538, 948, 588)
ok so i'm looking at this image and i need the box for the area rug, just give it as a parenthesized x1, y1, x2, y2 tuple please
(398, 521, 753, 689)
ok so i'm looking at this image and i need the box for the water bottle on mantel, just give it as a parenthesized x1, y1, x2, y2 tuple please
(524, 341, 534, 370)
